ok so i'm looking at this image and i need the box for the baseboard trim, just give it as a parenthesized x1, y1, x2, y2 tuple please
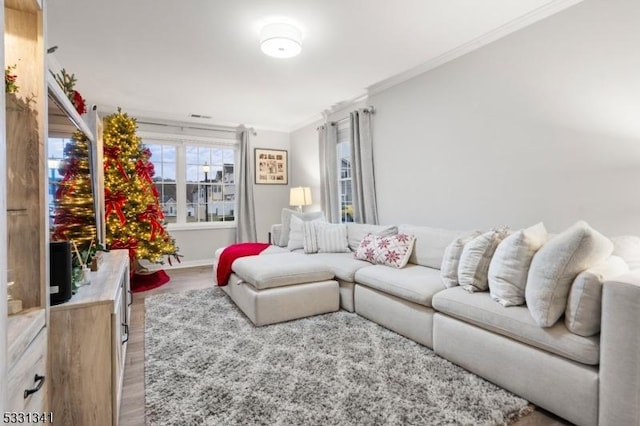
(146, 259, 214, 271)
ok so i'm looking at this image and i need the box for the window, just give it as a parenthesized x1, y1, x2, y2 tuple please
(143, 136, 237, 227)
(147, 144, 177, 223)
(185, 145, 235, 223)
(336, 121, 353, 223)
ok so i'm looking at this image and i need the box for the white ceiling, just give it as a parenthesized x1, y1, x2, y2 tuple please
(47, 0, 578, 132)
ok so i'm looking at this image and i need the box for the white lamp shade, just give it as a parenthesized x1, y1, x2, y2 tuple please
(260, 22, 302, 58)
(290, 186, 312, 207)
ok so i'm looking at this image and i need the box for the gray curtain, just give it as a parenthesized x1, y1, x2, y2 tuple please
(350, 109, 378, 224)
(318, 123, 340, 223)
(235, 127, 257, 242)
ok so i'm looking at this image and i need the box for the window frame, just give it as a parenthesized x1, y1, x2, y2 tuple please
(139, 131, 239, 230)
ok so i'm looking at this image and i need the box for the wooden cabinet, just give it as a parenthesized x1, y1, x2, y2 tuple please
(49, 250, 131, 426)
(2, 0, 49, 416)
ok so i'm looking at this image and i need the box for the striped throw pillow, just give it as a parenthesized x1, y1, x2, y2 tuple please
(316, 223, 350, 253)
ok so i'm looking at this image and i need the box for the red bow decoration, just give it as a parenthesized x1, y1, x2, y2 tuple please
(137, 206, 164, 240)
(72, 90, 87, 115)
(110, 237, 138, 261)
(104, 146, 129, 180)
(57, 158, 80, 197)
(135, 159, 154, 185)
(105, 188, 127, 226)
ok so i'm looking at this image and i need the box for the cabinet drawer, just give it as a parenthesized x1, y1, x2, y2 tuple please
(7, 327, 47, 414)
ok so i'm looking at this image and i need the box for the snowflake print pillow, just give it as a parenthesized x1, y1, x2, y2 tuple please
(354, 232, 416, 268)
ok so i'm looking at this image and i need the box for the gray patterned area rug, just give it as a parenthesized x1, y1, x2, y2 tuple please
(145, 287, 532, 426)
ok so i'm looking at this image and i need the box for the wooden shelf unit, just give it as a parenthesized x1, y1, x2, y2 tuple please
(49, 249, 131, 426)
(2, 0, 49, 416)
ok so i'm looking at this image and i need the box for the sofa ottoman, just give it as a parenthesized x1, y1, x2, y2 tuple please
(215, 252, 339, 326)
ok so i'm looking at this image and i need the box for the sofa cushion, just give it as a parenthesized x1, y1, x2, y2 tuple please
(488, 223, 547, 307)
(611, 235, 640, 270)
(354, 264, 445, 307)
(398, 225, 467, 269)
(526, 220, 613, 327)
(278, 208, 325, 247)
(565, 255, 629, 337)
(347, 223, 398, 251)
(316, 223, 350, 253)
(432, 287, 600, 365)
(232, 253, 334, 290)
(310, 252, 371, 282)
(458, 228, 509, 293)
(440, 231, 482, 288)
(354, 233, 416, 268)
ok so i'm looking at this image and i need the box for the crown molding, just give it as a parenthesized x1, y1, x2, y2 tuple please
(289, 93, 370, 133)
(367, 0, 584, 96)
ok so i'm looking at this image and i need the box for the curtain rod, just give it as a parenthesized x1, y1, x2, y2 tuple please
(136, 120, 256, 135)
(329, 106, 375, 126)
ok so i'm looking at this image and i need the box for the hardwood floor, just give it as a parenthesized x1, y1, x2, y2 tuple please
(118, 266, 570, 426)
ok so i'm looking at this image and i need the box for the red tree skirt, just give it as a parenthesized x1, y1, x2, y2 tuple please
(131, 270, 170, 293)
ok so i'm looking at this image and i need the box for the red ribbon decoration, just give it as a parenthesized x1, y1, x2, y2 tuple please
(110, 237, 138, 261)
(51, 225, 69, 241)
(137, 206, 164, 240)
(105, 188, 127, 226)
(54, 210, 81, 225)
(135, 159, 155, 185)
(57, 158, 80, 197)
(104, 146, 129, 181)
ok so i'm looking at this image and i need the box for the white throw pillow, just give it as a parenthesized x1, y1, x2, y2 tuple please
(279, 208, 325, 247)
(440, 231, 482, 288)
(287, 215, 324, 251)
(488, 223, 548, 307)
(458, 227, 510, 293)
(525, 220, 613, 327)
(565, 255, 628, 337)
(611, 235, 640, 270)
(317, 223, 350, 253)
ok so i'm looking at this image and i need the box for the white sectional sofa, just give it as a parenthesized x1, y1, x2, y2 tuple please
(225, 218, 640, 426)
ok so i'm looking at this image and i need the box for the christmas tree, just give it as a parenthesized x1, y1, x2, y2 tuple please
(51, 130, 97, 252)
(103, 109, 179, 265)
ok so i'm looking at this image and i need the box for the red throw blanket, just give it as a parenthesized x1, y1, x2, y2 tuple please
(216, 243, 270, 286)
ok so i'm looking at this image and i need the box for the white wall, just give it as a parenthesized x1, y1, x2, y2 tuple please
(360, 0, 640, 236)
(157, 128, 290, 269)
(290, 0, 640, 236)
(290, 120, 322, 211)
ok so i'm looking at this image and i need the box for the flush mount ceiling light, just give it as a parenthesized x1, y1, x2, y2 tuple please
(260, 22, 302, 58)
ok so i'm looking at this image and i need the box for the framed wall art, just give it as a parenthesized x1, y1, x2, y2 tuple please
(255, 148, 288, 185)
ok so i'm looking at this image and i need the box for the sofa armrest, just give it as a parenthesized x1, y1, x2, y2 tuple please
(270, 224, 283, 246)
(599, 270, 640, 425)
